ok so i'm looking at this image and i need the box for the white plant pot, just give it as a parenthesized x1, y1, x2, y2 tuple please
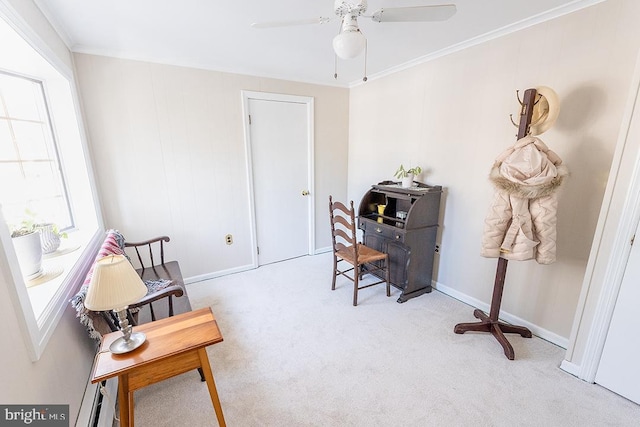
(401, 173, 415, 188)
(12, 231, 43, 277)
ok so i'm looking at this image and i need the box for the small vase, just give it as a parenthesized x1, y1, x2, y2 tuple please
(401, 173, 415, 188)
(36, 223, 61, 254)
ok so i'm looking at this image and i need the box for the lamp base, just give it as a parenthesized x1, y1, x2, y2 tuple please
(109, 331, 146, 354)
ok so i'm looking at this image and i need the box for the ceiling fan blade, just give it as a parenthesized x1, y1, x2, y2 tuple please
(370, 4, 457, 23)
(251, 17, 331, 29)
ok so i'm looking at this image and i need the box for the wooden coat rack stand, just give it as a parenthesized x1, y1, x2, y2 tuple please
(453, 88, 538, 360)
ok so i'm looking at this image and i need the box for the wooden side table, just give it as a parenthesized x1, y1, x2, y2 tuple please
(91, 307, 226, 427)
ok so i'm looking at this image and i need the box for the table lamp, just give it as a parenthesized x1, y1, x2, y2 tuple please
(84, 254, 148, 354)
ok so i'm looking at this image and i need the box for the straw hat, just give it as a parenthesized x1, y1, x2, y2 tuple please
(529, 86, 560, 135)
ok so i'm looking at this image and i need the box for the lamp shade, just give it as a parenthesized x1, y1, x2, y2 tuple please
(333, 30, 366, 59)
(84, 254, 147, 311)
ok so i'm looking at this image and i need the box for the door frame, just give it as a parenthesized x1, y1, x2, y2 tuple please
(560, 50, 640, 381)
(578, 138, 640, 382)
(241, 90, 315, 268)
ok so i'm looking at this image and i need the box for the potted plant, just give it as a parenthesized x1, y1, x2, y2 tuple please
(10, 223, 43, 278)
(394, 164, 422, 188)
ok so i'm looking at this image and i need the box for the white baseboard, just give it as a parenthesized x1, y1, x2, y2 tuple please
(184, 250, 334, 285)
(185, 264, 255, 285)
(433, 280, 569, 349)
(559, 360, 583, 379)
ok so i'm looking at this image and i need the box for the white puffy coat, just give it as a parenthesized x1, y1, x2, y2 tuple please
(480, 136, 568, 264)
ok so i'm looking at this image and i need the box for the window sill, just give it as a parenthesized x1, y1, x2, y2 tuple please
(26, 233, 90, 323)
(4, 228, 103, 361)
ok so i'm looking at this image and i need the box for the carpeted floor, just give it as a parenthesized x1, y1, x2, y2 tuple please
(130, 253, 640, 426)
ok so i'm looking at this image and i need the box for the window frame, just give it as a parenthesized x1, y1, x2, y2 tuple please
(0, 69, 76, 232)
(0, 2, 104, 361)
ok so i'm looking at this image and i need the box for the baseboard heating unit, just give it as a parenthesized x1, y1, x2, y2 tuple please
(76, 377, 117, 427)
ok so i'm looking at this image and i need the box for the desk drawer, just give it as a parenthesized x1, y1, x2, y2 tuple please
(361, 220, 405, 242)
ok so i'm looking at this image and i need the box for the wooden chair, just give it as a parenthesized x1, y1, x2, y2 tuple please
(329, 196, 391, 306)
(73, 231, 184, 336)
(124, 236, 189, 324)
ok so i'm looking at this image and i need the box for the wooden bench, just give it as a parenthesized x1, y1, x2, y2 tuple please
(124, 235, 192, 324)
(73, 230, 192, 340)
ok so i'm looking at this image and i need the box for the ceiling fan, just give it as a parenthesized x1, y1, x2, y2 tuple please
(251, 1, 457, 61)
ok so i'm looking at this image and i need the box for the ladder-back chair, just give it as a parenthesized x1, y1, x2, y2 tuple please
(124, 236, 187, 323)
(329, 196, 391, 306)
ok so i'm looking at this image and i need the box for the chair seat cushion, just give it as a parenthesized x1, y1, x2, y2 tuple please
(337, 244, 387, 264)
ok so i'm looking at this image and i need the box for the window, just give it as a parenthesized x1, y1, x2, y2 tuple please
(0, 10, 103, 360)
(0, 71, 74, 231)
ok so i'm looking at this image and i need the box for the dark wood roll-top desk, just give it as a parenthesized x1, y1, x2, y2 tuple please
(358, 181, 442, 303)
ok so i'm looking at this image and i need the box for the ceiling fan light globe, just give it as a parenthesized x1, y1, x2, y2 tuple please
(332, 30, 366, 59)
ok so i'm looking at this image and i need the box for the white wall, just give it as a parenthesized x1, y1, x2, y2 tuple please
(0, 0, 97, 424)
(0, 264, 96, 415)
(347, 0, 640, 344)
(73, 54, 350, 279)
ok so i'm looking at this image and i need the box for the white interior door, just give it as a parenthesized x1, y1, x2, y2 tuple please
(595, 220, 640, 404)
(245, 94, 313, 266)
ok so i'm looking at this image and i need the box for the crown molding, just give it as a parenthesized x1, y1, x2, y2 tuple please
(32, 0, 73, 48)
(71, 45, 351, 89)
(349, 0, 606, 88)
(0, 0, 72, 79)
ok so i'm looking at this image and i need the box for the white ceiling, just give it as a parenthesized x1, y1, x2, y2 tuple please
(34, 0, 599, 87)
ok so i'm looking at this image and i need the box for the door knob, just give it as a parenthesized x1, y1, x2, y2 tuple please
(301, 190, 310, 196)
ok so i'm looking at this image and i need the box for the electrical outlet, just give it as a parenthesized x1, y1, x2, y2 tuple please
(225, 234, 233, 245)
(435, 244, 440, 253)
